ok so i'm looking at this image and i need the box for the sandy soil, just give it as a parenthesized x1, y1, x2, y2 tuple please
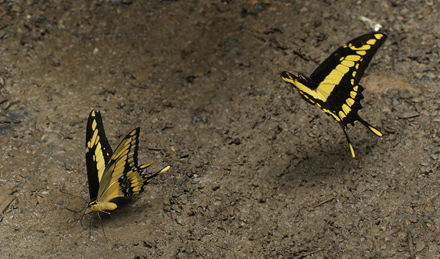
(0, 0, 439, 258)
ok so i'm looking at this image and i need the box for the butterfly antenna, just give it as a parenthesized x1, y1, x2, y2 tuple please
(59, 189, 88, 203)
(78, 207, 92, 229)
(59, 188, 90, 221)
(61, 188, 90, 230)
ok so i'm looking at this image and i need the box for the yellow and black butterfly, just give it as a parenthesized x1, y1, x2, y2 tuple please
(281, 33, 387, 158)
(85, 109, 170, 212)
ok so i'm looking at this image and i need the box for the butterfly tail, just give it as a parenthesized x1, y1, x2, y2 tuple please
(141, 164, 171, 182)
(357, 117, 383, 137)
(339, 123, 356, 158)
(139, 160, 154, 169)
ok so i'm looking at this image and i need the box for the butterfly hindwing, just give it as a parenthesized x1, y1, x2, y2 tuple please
(97, 128, 147, 202)
(281, 33, 387, 157)
(85, 110, 114, 201)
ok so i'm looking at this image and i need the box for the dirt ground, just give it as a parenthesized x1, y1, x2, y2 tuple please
(0, 0, 439, 258)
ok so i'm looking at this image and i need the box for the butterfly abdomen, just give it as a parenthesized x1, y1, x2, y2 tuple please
(88, 200, 118, 212)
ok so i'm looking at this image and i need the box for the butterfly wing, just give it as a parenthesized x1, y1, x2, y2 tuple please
(281, 33, 386, 157)
(85, 109, 114, 201)
(310, 33, 387, 86)
(95, 128, 169, 205)
(309, 33, 387, 127)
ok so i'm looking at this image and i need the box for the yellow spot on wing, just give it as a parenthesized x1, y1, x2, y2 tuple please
(336, 64, 350, 74)
(341, 60, 355, 67)
(112, 143, 131, 159)
(350, 91, 357, 98)
(323, 78, 341, 84)
(117, 148, 130, 159)
(318, 83, 335, 95)
(329, 68, 344, 78)
(345, 55, 361, 61)
(366, 39, 377, 45)
(342, 104, 350, 114)
(374, 33, 384, 39)
(114, 163, 126, 176)
(349, 44, 371, 51)
(347, 98, 355, 106)
(339, 111, 346, 120)
(90, 130, 99, 148)
(356, 50, 366, 56)
(95, 144, 103, 163)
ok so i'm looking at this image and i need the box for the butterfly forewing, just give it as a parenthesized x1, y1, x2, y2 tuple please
(86, 110, 114, 201)
(309, 33, 387, 86)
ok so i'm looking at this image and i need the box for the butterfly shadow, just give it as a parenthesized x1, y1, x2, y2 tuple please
(276, 144, 360, 192)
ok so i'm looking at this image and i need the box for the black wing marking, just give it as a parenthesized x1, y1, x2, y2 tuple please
(85, 109, 114, 201)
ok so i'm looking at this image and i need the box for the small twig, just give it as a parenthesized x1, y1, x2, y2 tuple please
(0, 187, 16, 214)
(3, 100, 20, 110)
(294, 248, 322, 258)
(129, 83, 148, 89)
(148, 147, 165, 152)
(179, 154, 189, 159)
(0, 120, 21, 124)
(405, 225, 415, 259)
(398, 113, 420, 119)
(311, 196, 335, 209)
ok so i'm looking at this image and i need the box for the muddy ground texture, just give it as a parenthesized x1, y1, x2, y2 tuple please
(0, 0, 439, 258)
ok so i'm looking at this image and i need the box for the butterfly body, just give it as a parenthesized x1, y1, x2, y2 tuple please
(281, 33, 387, 157)
(85, 110, 169, 212)
(88, 200, 117, 212)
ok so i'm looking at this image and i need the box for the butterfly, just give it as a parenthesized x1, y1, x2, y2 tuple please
(281, 33, 387, 158)
(85, 109, 170, 212)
